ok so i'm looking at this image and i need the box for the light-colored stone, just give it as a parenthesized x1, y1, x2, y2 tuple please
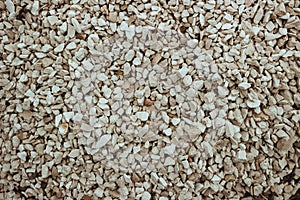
(246, 99, 261, 108)
(5, 0, 15, 14)
(94, 188, 104, 198)
(93, 134, 111, 148)
(41, 165, 49, 178)
(47, 16, 58, 26)
(164, 144, 176, 155)
(163, 128, 172, 136)
(82, 60, 94, 71)
(17, 152, 27, 161)
(238, 82, 251, 90)
(237, 150, 247, 160)
(54, 43, 65, 53)
(136, 111, 149, 121)
(125, 50, 135, 61)
(141, 191, 151, 200)
(55, 114, 62, 127)
(69, 149, 80, 158)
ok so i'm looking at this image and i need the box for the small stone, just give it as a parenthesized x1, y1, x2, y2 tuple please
(246, 99, 261, 108)
(238, 82, 251, 90)
(98, 18, 106, 26)
(199, 14, 205, 26)
(253, 7, 264, 24)
(202, 141, 213, 157)
(120, 21, 128, 31)
(125, 50, 135, 61)
(225, 120, 239, 137)
(31, 1, 39, 15)
(193, 80, 204, 90)
(5, 0, 15, 14)
(93, 134, 111, 148)
(144, 99, 153, 107)
(63, 112, 74, 122)
(17, 152, 27, 161)
(55, 114, 62, 127)
(178, 66, 189, 77)
(80, 123, 94, 132)
(183, 75, 192, 86)
(102, 86, 112, 99)
(12, 136, 20, 147)
(69, 149, 80, 158)
(211, 175, 221, 182)
(159, 198, 168, 200)
(136, 111, 149, 121)
(276, 130, 289, 138)
(164, 157, 175, 166)
(133, 57, 141, 65)
(125, 25, 135, 40)
(163, 128, 172, 136)
(164, 144, 176, 155)
(82, 60, 94, 71)
(60, 22, 67, 33)
(171, 118, 180, 125)
(47, 16, 58, 26)
(42, 165, 49, 178)
(66, 42, 76, 50)
(237, 150, 247, 160)
(253, 185, 263, 196)
(224, 13, 233, 21)
(54, 43, 65, 53)
(265, 32, 280, 41)
(141, 191, 151, 200)
(51, 85, 60, 93)
(41, 44, 53, 52)
(279, 28, 287, 35)
(159, 177, 168, 188)
(94, 188, 104, 198)
(187, 39, 198, 48)
(222, 23, 232, 30)
(75, 48, 86, 61)
(71, 18, 81, 33)
(19, 74, 28, 82)
(183, 0, 190, 5)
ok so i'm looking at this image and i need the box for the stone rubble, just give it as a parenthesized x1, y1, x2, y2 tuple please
(0, 0, 299, 199)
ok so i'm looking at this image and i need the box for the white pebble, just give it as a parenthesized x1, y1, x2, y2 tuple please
(54, 43, 65, 53)
(47, 16, 58, 26)
(183, 75, 192, 86)
(164, 144, 176, 155)
(237, 150, 247, 160)
(141, 191, 151, 200)
(17, 152, 27, 161)
(193, 80, 204, 90)
(55, 114, 62, 127)
(66, 42, 77, 50)
(93, 134, 111, 148)
(136, 111, 149, 121)
(63, 112, 74, 122)
(82, 60, 94, 71)
(125, 50, 135, 61)
(163, 128, 172, 136)
(238, 82, 251, 90)
(69, 149, 80, 158)
(41, 165, 49, 178)
(171, 118, 180, 125)
(187, 39, 198, 48)
(94, 188, 104, 198)
(246, 99, 261, 108)
(178, 66, 189, 78)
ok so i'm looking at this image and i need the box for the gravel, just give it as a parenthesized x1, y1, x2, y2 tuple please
(0, 0, 300, 199)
